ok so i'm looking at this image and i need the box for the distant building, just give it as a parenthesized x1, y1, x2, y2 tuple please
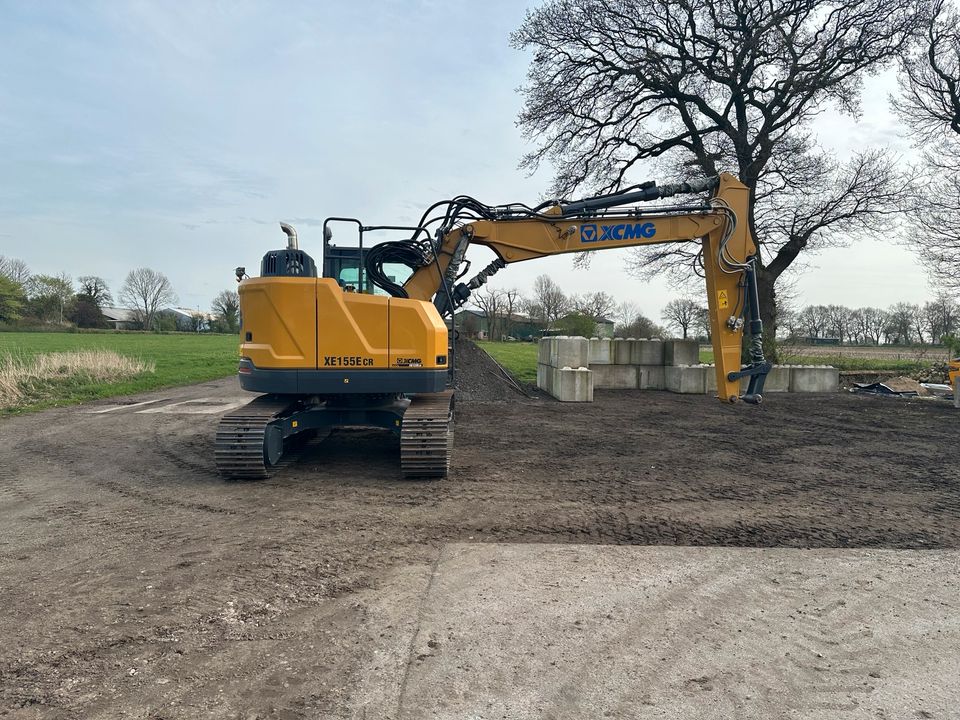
(451, 310, 545, 341)
(168, 307, 215, 332)
(453, 309, 489, 339)
(99, 306, 214, 332)
(100, 306, 136, 330)
(594, 317, 615, 338)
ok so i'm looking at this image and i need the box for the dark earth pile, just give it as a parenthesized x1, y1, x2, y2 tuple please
(451, 338, 528, 402)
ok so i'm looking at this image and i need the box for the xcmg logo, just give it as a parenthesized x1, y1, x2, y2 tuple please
(580, 222, 656, 243)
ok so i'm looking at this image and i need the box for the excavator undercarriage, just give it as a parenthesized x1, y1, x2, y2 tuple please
(215, 391, 454, 480)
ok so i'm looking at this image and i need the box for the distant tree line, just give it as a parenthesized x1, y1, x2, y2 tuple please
(466, 273, 668, 340)
(0, 255, 240, 334)
(782, 296, 959, 345)
(465, 272, 959, 347)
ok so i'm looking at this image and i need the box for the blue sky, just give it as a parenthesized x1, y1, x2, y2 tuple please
(0, 1, 932, 317)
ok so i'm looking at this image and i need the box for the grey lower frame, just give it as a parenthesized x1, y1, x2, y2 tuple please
(238, 359, 448, 395)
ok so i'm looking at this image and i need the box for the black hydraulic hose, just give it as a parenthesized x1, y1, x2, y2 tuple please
(560, 177, 719, 216)
(364, 239, 431, 298)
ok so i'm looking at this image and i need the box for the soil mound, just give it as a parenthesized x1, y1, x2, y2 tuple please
(452, 339, 528, 402)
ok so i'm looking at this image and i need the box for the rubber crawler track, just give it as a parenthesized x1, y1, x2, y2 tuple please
(214, 395, 293, 480)
(400, 390, 454, 479)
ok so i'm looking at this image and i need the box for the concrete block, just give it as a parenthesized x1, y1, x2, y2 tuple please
(612, 338, 633, 365)
(537, 338, 551, 365)
(637, 365, 666, 390)
(588, 337, 612, 365)
(536, 363, 552, 395)
(664, 339, 700, 366)
(554, 366, 593, 402)
(590, 364, 638, 389)
(545, 337, 560, 367)
(790, 365, 839, 393)
(704, 364, 718, 395)
(665, 365, 707, 394)
(630, 338, 664, 366)
(762, 365, 791, 393)
(729, 365, 791, 394)
(553, 336, 589, 369)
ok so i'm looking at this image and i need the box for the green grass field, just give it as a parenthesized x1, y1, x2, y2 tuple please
(480, 340, 937, 383)
(475, 341, 538, 383)
(0, 332, 239, 414)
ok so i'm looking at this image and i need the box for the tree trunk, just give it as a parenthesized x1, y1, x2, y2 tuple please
(755, 268, 779, 363)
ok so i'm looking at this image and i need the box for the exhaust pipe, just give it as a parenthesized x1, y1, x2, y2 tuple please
(279, 222, 298, 250)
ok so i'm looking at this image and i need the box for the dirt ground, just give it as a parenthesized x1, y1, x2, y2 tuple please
(0, 371, 957, 718)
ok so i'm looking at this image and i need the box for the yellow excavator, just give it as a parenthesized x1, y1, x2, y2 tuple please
(215, 172, 771, 480)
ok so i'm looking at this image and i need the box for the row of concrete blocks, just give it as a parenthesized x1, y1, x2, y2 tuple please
(538, 362, 839, 401)
(539, 336, 699, 368)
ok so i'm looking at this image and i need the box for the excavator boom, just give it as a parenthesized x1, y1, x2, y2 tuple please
(401, 173, 768, 403)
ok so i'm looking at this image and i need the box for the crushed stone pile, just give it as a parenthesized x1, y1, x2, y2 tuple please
(451, 339, 528, 402)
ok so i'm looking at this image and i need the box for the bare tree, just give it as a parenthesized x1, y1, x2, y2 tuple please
(512, 0, 918, 356)
(571, 291, 617, 321)
(693, 306, 713, 341)
(616, 312, 665, 339)
(528, 275, 569, 325)
(0, 256, 31, 287)
(897, 0, 960, 288)
(661, 298, 701, 339)
(923, 294, 959, 342)
(471, 287, 505, 340)
(613, 300, 639, 327)
(898, 0, 960, 137)
(501, 288, 524, 337)
(910, 303, 927, 343)
(825, 305, 855, 343)
(797, 305, 831, 339)
(77, 276, 112, 307)
(851, 307, 888, 345)
(885, 302, 917, 344)
(120, 268, 177, 331)
(211, 289, 240, 333)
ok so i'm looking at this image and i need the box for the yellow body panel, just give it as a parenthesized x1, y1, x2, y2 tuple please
(389, 297, 449, 368)
(239, 276, 447, 372)
(317, 280, 390, 369)
(239, 277, 317, 369)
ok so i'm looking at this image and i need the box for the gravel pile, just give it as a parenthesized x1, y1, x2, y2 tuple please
(451, 339, 528, 402)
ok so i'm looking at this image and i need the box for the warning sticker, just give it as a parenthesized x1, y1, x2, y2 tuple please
(717, 290, 729, 309)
